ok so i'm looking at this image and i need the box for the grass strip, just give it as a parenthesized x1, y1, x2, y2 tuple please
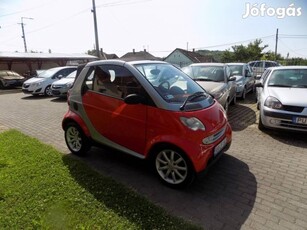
(0, 129, 201, 229)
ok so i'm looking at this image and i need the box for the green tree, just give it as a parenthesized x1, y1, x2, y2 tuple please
(223, 39, 268, 62)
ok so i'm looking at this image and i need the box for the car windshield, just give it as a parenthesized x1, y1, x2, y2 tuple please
(229, 65, 243, 76)
(134, 63, 210, 103)
(66, 70, 77, 78)
(189, 66, 225, 82)
(268, 69, 307, 88)
(36, 68, 60, 78)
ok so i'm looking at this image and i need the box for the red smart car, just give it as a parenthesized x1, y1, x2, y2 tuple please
(62, 60, 232, 188)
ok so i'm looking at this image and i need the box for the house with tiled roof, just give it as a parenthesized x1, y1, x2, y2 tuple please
(164, 48, 215, 67)
(120, 49, 159, 61)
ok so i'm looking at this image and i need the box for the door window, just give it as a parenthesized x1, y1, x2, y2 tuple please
(92, 65, 144, 99)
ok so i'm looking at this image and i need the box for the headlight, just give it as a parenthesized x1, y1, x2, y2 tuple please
(236, 81, 243, 87)
(211, 91, 223, 100)
(66, 82, 73, 88)
(32, 81, 42, 87)
(264, 96, 283, 109)
(180, 117, 205, 131)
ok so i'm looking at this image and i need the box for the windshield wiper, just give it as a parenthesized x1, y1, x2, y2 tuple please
(268, 84, 291, 87)
(180, 92, 206, 111)
(195, 78, 214, 82)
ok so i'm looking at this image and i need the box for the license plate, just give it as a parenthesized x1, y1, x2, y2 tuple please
(293, 117, 307, 124)
(214, 138, 227, 157)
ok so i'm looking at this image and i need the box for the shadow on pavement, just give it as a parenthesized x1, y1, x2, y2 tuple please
(50, 97, 67, 103)
(262, 129, 307, 148)
(62, 146, 256, 229)
(228, 104, 256, 132)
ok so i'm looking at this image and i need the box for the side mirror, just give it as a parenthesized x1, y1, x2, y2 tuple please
(228, 76, 236, 81)
(124, 94, 145, 105)
(255, 75, 262, 80)
(254, 82, 263, 88)
(58, 75, 64, 79)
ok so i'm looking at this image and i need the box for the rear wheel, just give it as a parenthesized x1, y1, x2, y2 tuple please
(64, 122, 91, 156)
(154, 147, 195, 188)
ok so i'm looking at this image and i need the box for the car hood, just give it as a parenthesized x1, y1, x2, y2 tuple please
(53, 78, 73, 85)
(24, 77, 45, 84)
(0, 75, 24, 80)
(268, 87, 307, 107)
(195, 81, 224, 93)
(234, 75, 243, 82)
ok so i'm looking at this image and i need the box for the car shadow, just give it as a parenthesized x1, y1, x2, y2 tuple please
(260, 128, 307, 148)
(62, 147, 256, 229)
(21, 95, 49, 100)
(50, 97, 67, 103)
(228, 103, 256, 132)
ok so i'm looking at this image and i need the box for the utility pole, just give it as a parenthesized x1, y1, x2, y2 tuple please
(274, 28, 279, 61)
(91, 0, 101, 58)
(19, 17, 33, 53)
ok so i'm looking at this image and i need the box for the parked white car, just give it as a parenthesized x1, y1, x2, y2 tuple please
(22, 66, 77, 96)
(51, 70, 77, 98)
(255, 66, 307, 132)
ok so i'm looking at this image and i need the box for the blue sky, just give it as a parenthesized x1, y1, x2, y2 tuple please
(0, 0, 307, 59)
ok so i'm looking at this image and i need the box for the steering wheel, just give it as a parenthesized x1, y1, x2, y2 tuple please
(158, 81, 170, 92)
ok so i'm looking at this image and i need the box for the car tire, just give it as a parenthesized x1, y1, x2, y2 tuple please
(153, 146, 195, 189)
(231, 95, 236, 105)
(44, 85, 52, 96)
(64, 122, 91, 156)
(258, 113, 266, 131)
(241, 88, 246, 100)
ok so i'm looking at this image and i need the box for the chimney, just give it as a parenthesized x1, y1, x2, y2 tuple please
(144, 49, 146, 52)
(133, 49, 135, 54)
(193, 48, 195, 52)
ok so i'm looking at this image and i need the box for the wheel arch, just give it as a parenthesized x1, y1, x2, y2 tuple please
(62, 111, 91, 138)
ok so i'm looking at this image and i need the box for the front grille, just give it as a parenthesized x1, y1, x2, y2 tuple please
(203, 125, 226, 144)
(283, 105, 305, 113)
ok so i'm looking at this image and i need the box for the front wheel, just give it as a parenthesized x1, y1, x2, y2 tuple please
(154, 147, 195, 189)
(64, 122, 91, 156)
(258, 113, 266, 131)
(44, 85, 52, 96)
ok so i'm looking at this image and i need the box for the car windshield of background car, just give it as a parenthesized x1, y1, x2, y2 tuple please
(268, 69, 307, 88)
(229, 65, 243, 76)
(134, 63, 206, 103)
(191, 66, 225, 82)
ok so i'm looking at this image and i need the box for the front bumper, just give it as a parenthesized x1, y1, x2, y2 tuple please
(262, 110, 307, 132)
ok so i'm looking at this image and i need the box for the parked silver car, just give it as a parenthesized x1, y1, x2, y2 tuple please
(248, 60, 280, 78)
(51, 70, 77, 98)
(228, 63, 255, 99)
(182, 63, 236, 112)
(255, 66, 307, 132)
(22, 66, 77, 96)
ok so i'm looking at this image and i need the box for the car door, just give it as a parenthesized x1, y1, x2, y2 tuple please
(225, 65, 236, 102)
(244, 64, 254, 91)
(81, 64, 147, 155)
